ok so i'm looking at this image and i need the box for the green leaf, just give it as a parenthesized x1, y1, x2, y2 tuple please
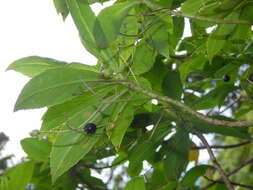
(143, 56, 169, 92)
(4, 161, 34, 190)
(147, 19, 170, 57)
(163, 129, 191, 180)
(169, 17, 184, 49)
(0, 176, 9, 190)
(181, 0, 204, 14)
(108, 103, 134, 150)
(7, 56, 67, 77)
(192, 84, 236, 110)
(132, 41, 156, 75)
(189, 116, 251, 139)
(21, 138, 51, 162)
(66, 0, 98, 56)
(41, 85, 114, 131)
(53, 0, 69, 20)
(14, 67, 101, 111)
(212, 184, 228, 190)
(50, 91, 126, 182)
(125, 177, 146, 190)
(94, 1, 138, 48)
(179, 55, 207, 83)
(181, 165, 213, 186)
(66, 0, 121, 72)
(50, 123, 101, 183)
(162, 71, 183, 100)
(207, 13, 238, 62)
(128, 141, 156, 177)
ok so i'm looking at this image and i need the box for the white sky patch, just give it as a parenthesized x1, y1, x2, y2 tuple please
(146, 125, 154, 131)
(206, 25, 217, 34)
(151, 99, 158, 105)
(0, 0, 97, 161)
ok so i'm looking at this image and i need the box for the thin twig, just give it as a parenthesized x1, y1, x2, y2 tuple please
(83, 158, 127, 169)
(228, 157, 253, 176)
(204, 176, 253, 189)
(194, 132, 234, 190)
(166, 10, 253, 25)
(201, 156, 253, 189)
(141, 5, 253, 25)
(191, 140, 252, 150)
(122, 82, 253, 127)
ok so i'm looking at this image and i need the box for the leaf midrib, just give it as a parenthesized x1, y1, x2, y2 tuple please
(16, 79, 84, 108)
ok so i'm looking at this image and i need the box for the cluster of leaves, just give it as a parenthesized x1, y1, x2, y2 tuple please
(1, 0, 253, 189)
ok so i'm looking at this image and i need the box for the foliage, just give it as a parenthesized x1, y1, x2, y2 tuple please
(2, 0, 253, 189)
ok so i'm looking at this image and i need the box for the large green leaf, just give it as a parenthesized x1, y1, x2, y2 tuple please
(108, 103, 134, 150)
(132, 41, 156, 75)
(181, 0, 205, 14)
(50, 125, 101, 183)
(128, 141, 156, 177)
(169, 17, 184, 49)
(181, 165, 213, 186)
(4, 161, 34, 190)
(125, 177, 146, 190)
(0, 176, 9, 190)
(50, 90, 127, 182)
(7, 56, 67, 77)
(192, 84, 237, 110)
(50, 105, 103, 183)
(66, 0, 98, 56)
(147, 18, 170, 57)
(66, 0, 120, 72)
(179, 54, 207, 83)
(41, 85, 114, 131)
(207, 13, 238, 62)
(163, 129, 191, 181)
(143, 56, 169, 92)
(190, 116, 251, 139)
(53, 0, 69, 20)
(21, 138, 51, 162)
(162, 71, 183, 100)
(94, 1, 138, 48)
(14, 67, 101, 111)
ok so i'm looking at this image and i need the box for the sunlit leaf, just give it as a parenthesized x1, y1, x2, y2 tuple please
(4, 161, 34, 190)
(53, 0, 69, 20)
(108, 103, 134, 150)
(21, 138, 51, 162)
(7, 56, 67, 77)
(14, 67, 101, 110)
(94, 1, 138, 48)
(125, 177, 146, 190)
(132, 41, 156, 75)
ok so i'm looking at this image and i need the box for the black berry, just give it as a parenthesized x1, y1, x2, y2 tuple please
(84, 123, 97, 134)
(223, 75, 230, 82)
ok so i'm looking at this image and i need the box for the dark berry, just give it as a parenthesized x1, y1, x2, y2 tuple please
(84, 123, 97, 134)
(223, 75, 230, 82)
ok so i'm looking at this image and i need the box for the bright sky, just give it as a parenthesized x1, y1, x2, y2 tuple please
(0, 0, 100, 160)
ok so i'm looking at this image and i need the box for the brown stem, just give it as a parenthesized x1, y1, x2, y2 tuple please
(166, 10, 253, 25)
(191, 140, 252, 150)
(204, 176, 253, 189)
(122, 82, 253, 127)
(202, 157, 253, 189)
(195, 132, 234, 190)
(228, 157, 253, 176)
